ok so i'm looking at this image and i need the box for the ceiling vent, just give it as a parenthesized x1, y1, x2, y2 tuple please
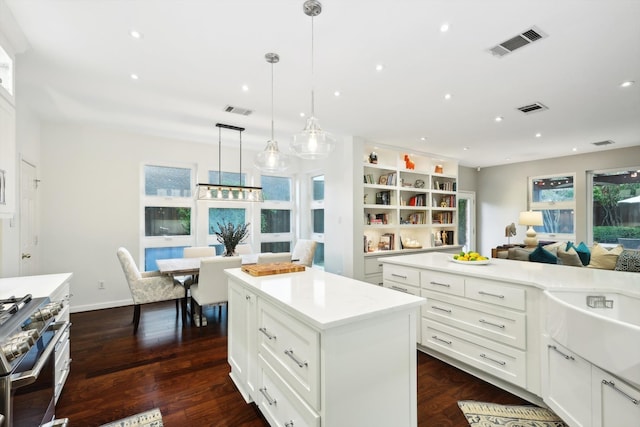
(224, 105, 253, 116)
(592, 140, 615, 147)
(517, 102, 549, 114)
(489, 26, 547, 57)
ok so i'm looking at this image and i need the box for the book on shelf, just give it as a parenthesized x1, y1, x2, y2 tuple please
(378, 233, 395, 251)
(376, 190, 391, 205)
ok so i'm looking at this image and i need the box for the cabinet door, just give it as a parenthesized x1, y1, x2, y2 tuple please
(592, 366, 640, 427)
(228, 280, 257, 402)
(0, 95, 16, 216)
(543, 341, 592, 427)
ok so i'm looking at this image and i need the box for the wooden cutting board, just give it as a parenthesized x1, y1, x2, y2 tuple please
(241, 262, 306, 277)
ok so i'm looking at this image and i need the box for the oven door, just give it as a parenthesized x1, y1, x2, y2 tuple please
(10, 321, 70, 427)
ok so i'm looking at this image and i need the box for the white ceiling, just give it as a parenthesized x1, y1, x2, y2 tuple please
(4, 0, 640, 168)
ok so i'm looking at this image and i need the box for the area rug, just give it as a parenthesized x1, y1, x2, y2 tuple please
(458, 400, 568, 427)
(99, 408, 163, 427)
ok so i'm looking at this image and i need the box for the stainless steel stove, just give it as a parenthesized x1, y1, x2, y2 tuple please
(0, 294, 69, 427)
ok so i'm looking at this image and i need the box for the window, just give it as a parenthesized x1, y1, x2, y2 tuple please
(528, 174, 575, 239)
(310, 175, 325, 267)
(260, 175, 293, 253)
(589, 167, 640, 248)
(208, 171, 245, 186)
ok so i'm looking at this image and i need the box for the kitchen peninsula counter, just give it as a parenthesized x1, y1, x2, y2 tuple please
(0, 273, 73, 299)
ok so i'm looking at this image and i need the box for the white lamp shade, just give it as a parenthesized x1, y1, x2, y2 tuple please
(518, 211, 543, 226)
(291, 116, 336, 159)
(255, 140, 289, 172)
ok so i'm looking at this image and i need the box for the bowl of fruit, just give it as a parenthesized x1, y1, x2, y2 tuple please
(452, 251, 490, 265)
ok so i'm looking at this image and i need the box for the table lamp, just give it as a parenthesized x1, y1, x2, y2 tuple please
(519, 211, 543, 247)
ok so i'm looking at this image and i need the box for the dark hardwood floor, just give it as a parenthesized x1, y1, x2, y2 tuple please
(56, 301, 528, 426)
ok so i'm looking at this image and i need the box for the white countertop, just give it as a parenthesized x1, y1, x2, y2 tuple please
(0, 273, 73, 299)
(225, 267, 425, 330)
(381, 252, 640, 297)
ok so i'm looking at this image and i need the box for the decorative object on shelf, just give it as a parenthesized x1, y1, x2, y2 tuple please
(440, 200, 448, 208)
(414, 179, 425, 188)
(505, 222, 517, 244)
(402, 236, 422, 249)
(368, 151, 378, 164)
(291, 0, 336, 159)
(197, 123, 264, 202)
(434, 231, 442, 246)
(435, 164, 444, 174)
(214, 221, 251, 256)
(255, 52, 289, 172)
(519, 210, 544, 247)
(404, 154, 415, 169)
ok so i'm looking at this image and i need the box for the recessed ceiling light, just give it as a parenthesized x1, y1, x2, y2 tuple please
(444, 93, 451, 100)
(535, 133, 542, 138)
(129, 30, 142, 39)
(440, 23, 450, 32)
(572, 147, 578, 152)
(375, 64, 384, 71)
(130, 73, 139, 80)
(620, 80, 635, 88)
(420, 137, 426, 141)
(299, 112, 306, 118)
(495, 116, 503, 122)
(334, 90, 341, 97)
(463, 147, 470, 151)
(241, 84, 249, 92)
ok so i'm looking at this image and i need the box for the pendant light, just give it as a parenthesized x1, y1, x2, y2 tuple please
(197, 123, 264, 202)
(255, 52, 289, 172)
(291, 0, 336, 160)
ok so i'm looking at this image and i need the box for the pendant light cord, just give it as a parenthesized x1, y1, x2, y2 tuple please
(218, 125, 222, 184)
(271, 58, 275, 141)
(310, 15, 315, 117)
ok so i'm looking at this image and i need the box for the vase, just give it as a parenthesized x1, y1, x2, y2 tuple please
(223, 246, 237, 256)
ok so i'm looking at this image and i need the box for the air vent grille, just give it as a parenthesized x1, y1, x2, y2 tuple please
(224, 105, 253, 116)
(517, 102, 549, 114)
(489, 26, 548, 57)
(592, 140, 615, 146)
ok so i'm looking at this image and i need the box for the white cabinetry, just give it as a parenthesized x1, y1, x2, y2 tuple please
(592, 366, 640, 427)
(0, 94, 15, 217)
(49, 275, 72, 403)
(228, 281, 257, 402)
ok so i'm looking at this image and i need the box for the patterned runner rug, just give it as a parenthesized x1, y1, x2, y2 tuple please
(99, 408, 163, 427)
(458, 400, 568, 427)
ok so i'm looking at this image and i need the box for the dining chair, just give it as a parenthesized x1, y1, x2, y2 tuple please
(182, 246, 216, 287)
(257, 252, 292, 264)
(235, 244, 253, 255)
(116, 247, 185, 334)
(190, 256, 242, 327)
(291, 239, 317, 267)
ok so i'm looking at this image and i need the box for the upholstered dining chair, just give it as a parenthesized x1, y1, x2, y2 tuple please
(117, 247, 185, 334)
(257, 252, 292, 264)
(291, 239, 317, 267)
(190, 256, 242, 327)
(235, 244, 253, 255)
(182, 246, 216, 287)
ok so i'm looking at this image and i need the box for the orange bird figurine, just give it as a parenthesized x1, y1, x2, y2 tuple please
(404, 154, 415, 170)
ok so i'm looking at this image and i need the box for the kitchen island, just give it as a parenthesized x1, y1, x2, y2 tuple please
(225, 267, 425, 427)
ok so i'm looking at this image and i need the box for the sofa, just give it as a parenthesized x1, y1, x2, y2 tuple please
(495, 241, 640, 273)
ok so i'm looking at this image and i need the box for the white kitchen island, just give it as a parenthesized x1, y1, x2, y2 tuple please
(225, 267, 425, 427)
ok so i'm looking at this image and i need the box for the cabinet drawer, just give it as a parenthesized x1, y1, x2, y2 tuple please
(257, 355, 320, 427)
(257, 300, 320, 409)
(420, 271, 464, 297)
(421, 291, 526, 350)
(54, 334, 71, 402)
(422, 319, 526, 388)
(465, 278, 525, 311)
(383, 280, 420, 296)
(365, 258, 384, 275)
(383, 265, 420, 287)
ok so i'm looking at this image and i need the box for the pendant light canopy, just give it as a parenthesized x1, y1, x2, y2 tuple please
(197, 123, 264, 202)
(290, 0, 336, 160)
(255, 52, 290, 172)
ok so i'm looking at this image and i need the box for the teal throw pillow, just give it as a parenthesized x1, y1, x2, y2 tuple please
(529, 244, 558, 264)
(574, 241, 591, 266)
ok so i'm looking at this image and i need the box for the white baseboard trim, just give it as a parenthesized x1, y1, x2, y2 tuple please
(70, 299, 132, 313)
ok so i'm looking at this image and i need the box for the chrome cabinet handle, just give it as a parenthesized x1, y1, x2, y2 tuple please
(258, 327, 276, 340)
(480, 353, 506, 366)
(479, 319, 505, 329)
(245, 295, 251, 300)
(548, 345, 575, 361)
(391, 273, 407, 279)
(390, 285, 408, 293)
(284, 421, 294, 427)
(429, 281, 451, 288)
(431, 305, 452, 314)
(602, 380, 639, 405)
(431, 335, 452, 345)
(259, 387, 277, 406)
(284, 349, 308, 367)
(478, 290, 505, 299)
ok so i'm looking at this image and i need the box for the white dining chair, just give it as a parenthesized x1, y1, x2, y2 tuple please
(190, 256, 242, 327)
(235, 244, 253, 255)
(183, 246, 216, 258)
(257, 252, 292, 264)
(291, 239, 317, 267)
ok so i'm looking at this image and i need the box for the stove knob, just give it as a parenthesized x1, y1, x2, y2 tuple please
(46, 302, 62, 315)
(2, 341, 30, 361)
(31, 308, 53, 321)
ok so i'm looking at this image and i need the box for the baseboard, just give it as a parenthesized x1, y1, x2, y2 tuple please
(70, 299, 132, 313)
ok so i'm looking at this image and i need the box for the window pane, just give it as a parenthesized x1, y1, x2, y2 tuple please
(313, 242, 324, 267)
(145, 165, 191, 197)
(535, 209, 575, 234)
(209, 171, 246, 186)
(261, 242, 291, 253)
(532, 176, 574, 203)
(144, 246, 187, 271)
(145, 207, 191, 236)
(261, 176, 291, 201)
(592, 169, 640, 246)
(312, 209, 324, 233)
(209, 208, 246, 234)
(312, 175, 325, 201)
(261, 209, 291, 233)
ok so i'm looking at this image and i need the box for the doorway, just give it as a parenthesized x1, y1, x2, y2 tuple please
(457, 191, 476, 253)
(20, 159, 38, 276)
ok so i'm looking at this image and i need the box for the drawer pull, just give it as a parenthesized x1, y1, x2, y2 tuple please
(259, 387, 277, 406)
(284, 349, 308, 368)
(431, 335, 452, 345)
(258, 327, 276, 340)
(602, 380, 639, 405)
(478, 290, 505, 299)
(480, 353, 506, 366)
(245, 295, 251, 300)
(284, 421, 294, 427)
(548, 345, 575, 361)
(391, 285, 408, 293)
(429, 281, 451, 288)
(479, 319, 505, 329)
(431, 305, 452, 314)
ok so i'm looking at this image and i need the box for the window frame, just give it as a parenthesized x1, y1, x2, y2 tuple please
(260, 173, 295, 252)
(527, 172, 576, 242)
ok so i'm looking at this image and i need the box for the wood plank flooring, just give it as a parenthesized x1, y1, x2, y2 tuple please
(56, 301, 528, 426)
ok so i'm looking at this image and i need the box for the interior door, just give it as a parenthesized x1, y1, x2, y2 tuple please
(20, 159, 38, 275)
(457, 190, 476, 252)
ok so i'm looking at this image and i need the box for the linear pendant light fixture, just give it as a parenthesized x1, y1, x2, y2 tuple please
(197, 123, 264, 202)
(291, 0, 336, 160)
(255, 52, 289, 172)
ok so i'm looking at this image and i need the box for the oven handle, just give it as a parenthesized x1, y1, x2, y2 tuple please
(11, 321, 71, 389)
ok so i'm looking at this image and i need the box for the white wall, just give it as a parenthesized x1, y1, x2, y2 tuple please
(476, 145, 640, 257)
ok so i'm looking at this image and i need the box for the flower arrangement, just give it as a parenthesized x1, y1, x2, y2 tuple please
(213, 222, 250, 256)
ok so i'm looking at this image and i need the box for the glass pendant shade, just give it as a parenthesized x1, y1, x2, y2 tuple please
(255, 139, 289, 171)
(291, 116, 335, 159)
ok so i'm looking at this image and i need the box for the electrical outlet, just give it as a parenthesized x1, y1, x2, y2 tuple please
(98, 280, 105, 290)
